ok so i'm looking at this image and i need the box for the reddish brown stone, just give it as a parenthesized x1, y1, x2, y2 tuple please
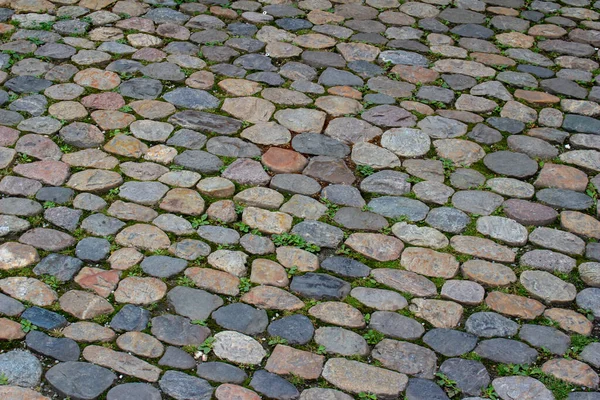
(81, 92, 126, 110)
(250, 259, 289, 287)
(261, 147, 308, 173)
(390, 65, 439, 84)
(328, 86, 362, 99)
(215, 384, 261, 400)
(534, 163, 588, 192)
(561, 211, 600, 239)
(0, 277, 57, 306)
(91, 110, 136, 130)
(0, 242, 39, 270)
(514, 90, 560, 105)
(59, 290, 114, 319)
(471, 52, 516, 66)
(0, 386, 49, 400)
(74, 267, 120, 297)
(542, 359, 599, 389)
(159, 188, 205, 216)
(185, 267, 240, 296)
(0, 126, 20, 146)
(0, 318, 25, 340)
(114, 277, 167, 305)
(74, 68, 121, 90)
(13, 160, 70, 186)
(503, 199, 558, 226)
(265, 345, 325, 379)
(241, 285, 304, 310)
(544, 308, 593, 336)
(485, 291, 545, 319)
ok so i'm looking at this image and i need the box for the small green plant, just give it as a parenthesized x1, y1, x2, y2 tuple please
(357, 165, 375, 177)
(364, 313, 371, 324)
(198, 336, 216, 354)
(316, 345, 327, 355)
(440, 158, 456, 178)
(287, 265, 299, 278)
(233, 222, 251, 233)
(191, 320, 207, 326)
(336, 244, 352, 256)
(268, 336, 288, 345)
(27, 37, 44, 45)
(0, 373, 8, 385)
(272, 233, 320, 253)
(41, 275, 60, 290)
(238, 277, 251, 294)
(176, 276, 195, 287)
(43, 201, 57, 209)
(20, 319, 37, 333)
(482, 385, 499, 399)
(436, 372, 461, 398)
(19, 153, 32, 163)
(363, 329, 385, 345)
(190, 214, 210, 228)
(119, 105, 133, 112)
(170, 164, 184, 171)
(361, 204, 373, 212)
(358, 393, 377, 400)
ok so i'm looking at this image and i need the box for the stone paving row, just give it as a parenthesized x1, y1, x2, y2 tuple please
(1, 0, 600, 398)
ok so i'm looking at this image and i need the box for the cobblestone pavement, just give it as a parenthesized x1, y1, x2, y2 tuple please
(1, 0, 600, 399)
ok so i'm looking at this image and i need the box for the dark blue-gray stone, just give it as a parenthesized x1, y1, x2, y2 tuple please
(33, 253, 83, 281)
(451, 24, 494, 39)
(169, 111, 242, 135)
(563, 114, 600, 134)
(290, 273, 351, 301)
(141, 255, 187, 278)
(163, 88, 219, 110)
(35, 187, 74, 204)
(212, 303, 268, 335)
(474, 338, 538, 364)
(368, 196, 429, 221)
(197, 362, 247, 384)
(247, 71, 285, 86)
(168, 286, 223, 321)
(483, 151, 538, 178)
(465, 312, 519, 338)
(107, 383, 162, 400)
(536, 188, 594, 210)
(486, 117, 525, 134)
(158, 346, 196, 370)
(276, 18, 313, 31)
(159, 370, 213, 400)
(75, 237, 110, 262)
(518, 324, 570, 355)
(110, 304, 150, 332)
(119, 78, 163, 99)
(291, 133, 350, 158)
(5, 76, 53, 93)
(405, 378, 450, 400)
(318, 67, 363, 86)
(26, 331, 80, 362)
(439, 358, 490, 396)
(291, 221, 344, 249)
(250, 370, 299, 400)
(321, 256, 370, 278)
(0, 350, 42, 388)
(81, 214, 125, 236)
(21, 307, 68, 331)
(422, 329, 478, 356)
(268, 315, 314, 345)
(173, 150, 224, 174)
(46, 362, 116, 400)
(0, 293, 24, 316)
